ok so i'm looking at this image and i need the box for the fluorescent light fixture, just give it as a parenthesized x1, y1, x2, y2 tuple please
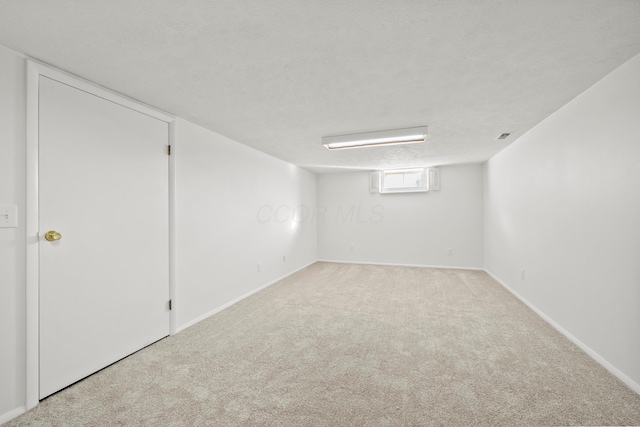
(322, 126, 428, 150)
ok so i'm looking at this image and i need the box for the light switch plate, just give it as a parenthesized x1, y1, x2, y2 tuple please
(0, 205, 18, 228)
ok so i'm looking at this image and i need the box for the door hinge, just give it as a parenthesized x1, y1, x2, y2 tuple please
(169, 299, 172, 310)
(167, 145, 171, 155)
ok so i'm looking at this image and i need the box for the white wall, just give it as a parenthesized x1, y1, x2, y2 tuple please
(0, 45, 26, 422)
(484, 53, 640, 390)
(317, 165, 484, 268)
(174, 119, 317, 330)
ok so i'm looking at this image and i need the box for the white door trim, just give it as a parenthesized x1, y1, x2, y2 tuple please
(25, 59, 176, 409)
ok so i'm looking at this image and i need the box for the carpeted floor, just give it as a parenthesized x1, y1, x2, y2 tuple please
(7, 262, 640, 426)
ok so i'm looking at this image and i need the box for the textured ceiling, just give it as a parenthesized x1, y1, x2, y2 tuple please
(1, 1, 640, 173)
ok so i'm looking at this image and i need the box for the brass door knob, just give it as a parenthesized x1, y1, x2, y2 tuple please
(45, 230, 62, 242)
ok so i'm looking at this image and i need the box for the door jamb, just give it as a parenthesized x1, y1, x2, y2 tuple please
(25, 60, 176, 409)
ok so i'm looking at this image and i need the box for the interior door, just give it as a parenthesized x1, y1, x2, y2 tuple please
(38, 76, 170, 399)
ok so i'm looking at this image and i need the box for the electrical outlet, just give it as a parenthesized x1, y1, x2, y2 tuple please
(282, 255, 286, 262)
(0, 205, 18, 228)
(349, 246, 354, 253)
(257, 264, 261, 272)
(447, 248, 453, 256)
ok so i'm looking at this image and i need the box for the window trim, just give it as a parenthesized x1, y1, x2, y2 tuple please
(379, 167, 428, 194)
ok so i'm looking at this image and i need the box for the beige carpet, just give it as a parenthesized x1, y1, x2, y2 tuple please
(7, 262, 640, 426)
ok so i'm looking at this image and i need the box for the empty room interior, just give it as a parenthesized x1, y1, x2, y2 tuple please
(1, 1, 640, 426)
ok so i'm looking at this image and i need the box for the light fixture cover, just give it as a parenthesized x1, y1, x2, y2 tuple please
(322, 126, 428, 150)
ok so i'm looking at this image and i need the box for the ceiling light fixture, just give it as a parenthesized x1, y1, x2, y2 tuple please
(322, 126, 428, 150)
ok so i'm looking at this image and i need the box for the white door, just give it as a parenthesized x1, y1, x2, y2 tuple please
(38, 76, 170, 399)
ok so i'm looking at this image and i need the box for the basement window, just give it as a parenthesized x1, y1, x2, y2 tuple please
(370, 167, 439, 194)
(379, 168, 428, 193)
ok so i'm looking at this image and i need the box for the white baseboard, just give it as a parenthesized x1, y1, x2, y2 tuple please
(484, 269, 640, 396)
(0, 406, 26, 425)
(317, 258, 484, 271)
(175, 260, 317, 333)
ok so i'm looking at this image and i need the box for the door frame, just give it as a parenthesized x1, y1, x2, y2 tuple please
(25, 60, 177, 409)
